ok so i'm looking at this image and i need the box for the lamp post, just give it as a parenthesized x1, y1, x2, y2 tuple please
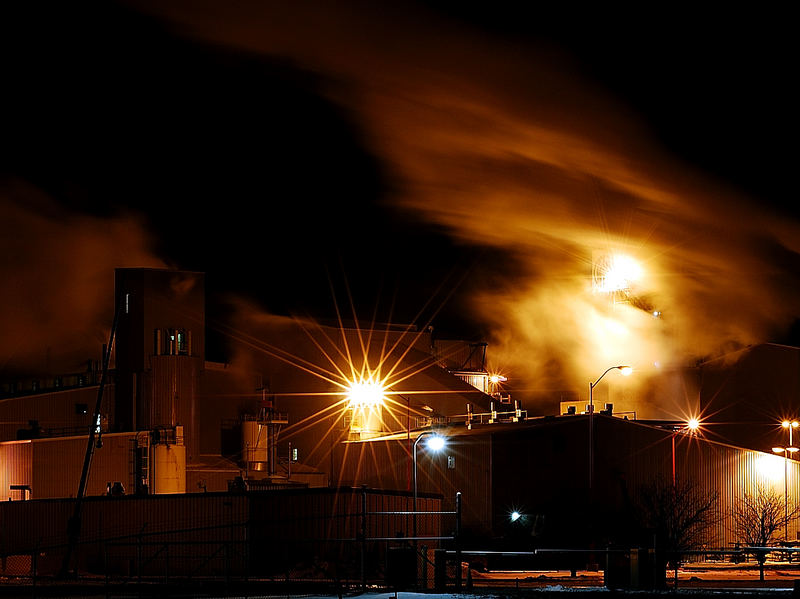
(780, 420, 799, 542)
(588, 365, 632, 489)
(774, 423, 799, 543)
(413, 431, 446, 541)
(783, 420, 799, 447)
(772, 446, 798, 541)
(672, 418, 700, 485)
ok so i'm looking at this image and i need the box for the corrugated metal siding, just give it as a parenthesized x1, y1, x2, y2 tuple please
(30, 433, 136, 499)
(595, 416, 800, 549)
(248, 488, 442, 574)
(143, 355, 200, 461)
(440, 435, 491, 535)
(0, 385, 115, 441)
(0, 489, 438, 576)
(0, 440, 32, 501)
(0, 498, 73, 553)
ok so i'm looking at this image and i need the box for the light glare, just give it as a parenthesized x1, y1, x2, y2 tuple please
(426, 435, 446, 451)
(597, 254, 643, 293)
(347, 379, 385, 408)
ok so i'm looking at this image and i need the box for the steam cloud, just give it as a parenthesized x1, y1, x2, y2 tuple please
(0, 180, 164, 375)
(56, 3, 800, 410)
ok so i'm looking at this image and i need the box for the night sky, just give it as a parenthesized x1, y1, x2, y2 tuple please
(2, 2, 798, 380)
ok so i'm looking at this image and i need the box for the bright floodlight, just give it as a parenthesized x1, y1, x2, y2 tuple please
(489, 374, 508, 385)
(687, 418, 700, 432)
(596, 254, 643, 293)
(510, 511, 522, 522)
(347, 379, 385, 408)
(426, 435, 446, 452)
(618, 366, 633, 376)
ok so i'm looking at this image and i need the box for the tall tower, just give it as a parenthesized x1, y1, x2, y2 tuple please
(114, 269, 205, 463)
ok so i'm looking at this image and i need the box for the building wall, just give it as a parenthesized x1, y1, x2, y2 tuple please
(334, 415, 800, 552)
(0, 385, 115, 442)
(0, 432, 137, 501)
(0, 441, 32, 501)
(334, 433, 492, 538)
(114, 268, 205, 432)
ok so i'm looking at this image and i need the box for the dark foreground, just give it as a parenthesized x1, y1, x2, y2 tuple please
(4, 562, 800, 598)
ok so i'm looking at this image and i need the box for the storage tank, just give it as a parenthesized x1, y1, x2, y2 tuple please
(151, 443, 186, 494)
(242, 419, 268, 471)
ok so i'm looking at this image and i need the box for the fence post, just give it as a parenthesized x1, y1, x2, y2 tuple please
(360, 485, 367, 590)
(137, 529, 142, 590)
(245, 521, 250, 583)
(433, 549, 446, 591)
(455, 492, 462, 591)
(421, 544, 428, 589)
(225, 539, 231, 593)
(32, 538, 39, 596)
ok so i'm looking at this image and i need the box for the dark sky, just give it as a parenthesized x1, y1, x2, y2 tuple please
(2, 2, 798, 370)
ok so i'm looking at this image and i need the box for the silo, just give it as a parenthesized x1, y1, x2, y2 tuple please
(242, 419, 268, 471)
(151, 442, 186, 494)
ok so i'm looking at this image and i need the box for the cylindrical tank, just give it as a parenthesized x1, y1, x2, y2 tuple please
(242, 419, 268, 471)
(151, 443, 186, 494)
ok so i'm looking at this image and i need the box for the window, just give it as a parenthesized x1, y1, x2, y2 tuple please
(176, 330, 188, 354)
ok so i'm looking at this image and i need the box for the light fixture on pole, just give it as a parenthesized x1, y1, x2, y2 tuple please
(588, 365, 632, 414)
(588, 365, 632, 489)
(783, 420, 799, 446)
(773, 442, 799, 541)
(413, 431, 447, 541)
(672, 418, 701, 485)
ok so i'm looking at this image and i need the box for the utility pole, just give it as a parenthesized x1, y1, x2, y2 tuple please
(59, 299, 122, 577)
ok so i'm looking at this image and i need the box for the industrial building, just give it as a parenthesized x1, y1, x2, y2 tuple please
(0, 268, 493, 501)
(1, 268, 799, 582)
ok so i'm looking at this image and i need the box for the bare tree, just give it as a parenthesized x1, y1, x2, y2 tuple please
(637, 478, 719, 587)
(731, 485, 800, 581)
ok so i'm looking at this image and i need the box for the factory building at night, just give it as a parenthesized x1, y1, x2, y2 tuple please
(2, 268, 800, 577)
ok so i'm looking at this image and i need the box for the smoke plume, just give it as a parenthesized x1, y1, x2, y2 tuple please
(0, 180, 164, 376)
(121, 3, 800, 406)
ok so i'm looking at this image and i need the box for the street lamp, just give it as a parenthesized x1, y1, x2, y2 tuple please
(413, 431, 447, 541)
(773, 443, 799, 542)
(672, 418, 701, 485)
(588, 365, 632, 489)
(783, 420, 799, 445)
(588, 365, 632, 413)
